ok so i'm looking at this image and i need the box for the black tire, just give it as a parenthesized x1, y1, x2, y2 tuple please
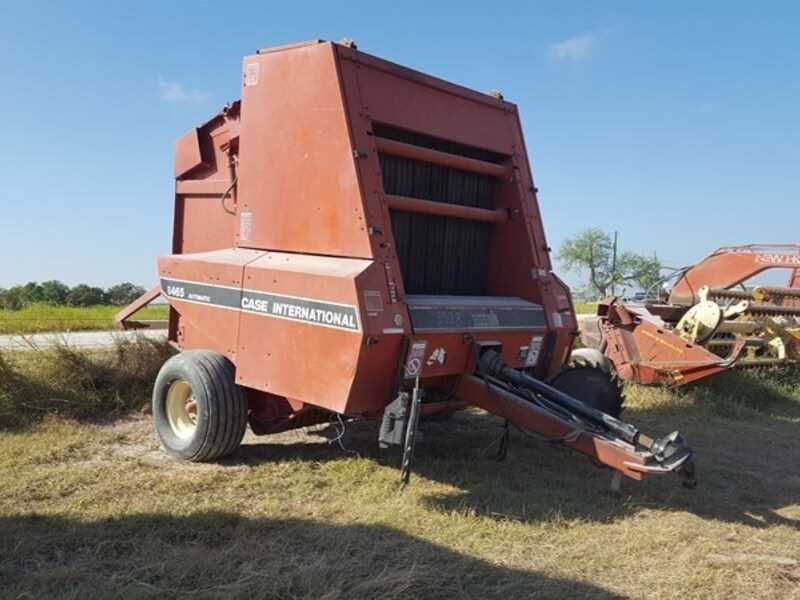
(550, 355, 625, 418)
(152, 350, 248, 461)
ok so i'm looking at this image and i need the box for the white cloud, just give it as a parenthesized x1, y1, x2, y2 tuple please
(158, 78, 212, 105)
(549, 33, 595, 63)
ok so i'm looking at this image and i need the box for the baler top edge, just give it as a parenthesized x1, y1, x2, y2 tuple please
(248, 39, 518, 113)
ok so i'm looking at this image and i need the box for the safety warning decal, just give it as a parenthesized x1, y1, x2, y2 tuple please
(426, 347, 447, 366)
(404, 341, 428, 379)
(525, 336, 543, 368)
(244, 62, 260, 86)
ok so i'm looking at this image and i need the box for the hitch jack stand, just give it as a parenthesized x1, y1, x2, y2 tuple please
(400, 378, 422, 491)
(610, 471, 624, 496)
(496, 419, 510, 461)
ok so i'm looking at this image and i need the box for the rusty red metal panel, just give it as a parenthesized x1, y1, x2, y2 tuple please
(234, 252, 370, 413)
(236, 43, 372, 257)
(601, 302, 727, 386)
(175, 180, 231, 195)
(340, 46, 515, 155)
(173, 128, 204, 178)
(158, 248, 265, 363)
(171, 103, 241, 260)
(172, 196, 238, 255)
(670, 244, 800, 305)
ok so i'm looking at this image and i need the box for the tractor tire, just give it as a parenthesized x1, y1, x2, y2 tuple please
(549, 351, 625, 417)
(152, 350, 248, 462)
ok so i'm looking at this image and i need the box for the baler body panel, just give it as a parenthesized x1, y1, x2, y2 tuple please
(235, 253, 387, 415)
(171, 108, 242, 256)
(237, 44, 372, 258)
(159, 248, 263, 360)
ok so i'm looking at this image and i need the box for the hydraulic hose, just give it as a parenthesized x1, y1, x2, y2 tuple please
(478, 349, 640, 445)
(476, 349, 696, 487)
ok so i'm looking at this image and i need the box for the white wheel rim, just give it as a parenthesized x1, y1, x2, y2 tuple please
(166, 380, 198, 439)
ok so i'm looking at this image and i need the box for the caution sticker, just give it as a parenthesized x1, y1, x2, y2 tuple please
(404, 341, 428, 379)
(244, 62, 260, 86)
(525, 336, 543, 368)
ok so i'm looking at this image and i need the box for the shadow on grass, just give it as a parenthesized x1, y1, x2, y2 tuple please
(0, 512, 623, 599)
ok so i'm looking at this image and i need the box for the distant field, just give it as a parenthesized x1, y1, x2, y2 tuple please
(2, 302, 592, 335)
(574, 302, 598, 314)
(0, 303, 169, 335)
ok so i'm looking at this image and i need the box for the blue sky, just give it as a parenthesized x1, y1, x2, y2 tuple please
(1, 2, 798, 289)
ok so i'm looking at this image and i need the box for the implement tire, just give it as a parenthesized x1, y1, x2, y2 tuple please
(550, 352, 625, 418)
(153, 350, 248, 462)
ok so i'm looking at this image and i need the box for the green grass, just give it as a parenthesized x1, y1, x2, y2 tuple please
(0, 303, 169, 334)
(574, 302, 598, 315)
(0, 343, 799, 598)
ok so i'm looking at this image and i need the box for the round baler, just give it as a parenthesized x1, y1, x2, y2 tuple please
(119, 40, 695, 489)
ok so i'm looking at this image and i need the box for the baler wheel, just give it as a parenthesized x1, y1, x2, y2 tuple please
(549, 353, 625, 418)
(152, 350, 248, 462)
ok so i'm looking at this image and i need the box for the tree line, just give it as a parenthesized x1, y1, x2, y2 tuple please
(2, 230, 656, 310)
(0, 281, 146, 310)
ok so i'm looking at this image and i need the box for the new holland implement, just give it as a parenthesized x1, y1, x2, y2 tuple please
(119, 40, 694, 489)
(580, 244, 800, 386)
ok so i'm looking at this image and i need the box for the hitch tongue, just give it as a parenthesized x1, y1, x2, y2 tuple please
(475, 349, 696, 486)
(648, 431, 697, 488)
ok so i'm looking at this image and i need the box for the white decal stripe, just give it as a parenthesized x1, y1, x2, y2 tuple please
(160, 276, 360, 309)
(161, 278, 362, 333)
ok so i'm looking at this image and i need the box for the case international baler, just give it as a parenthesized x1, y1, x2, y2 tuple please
(119, 40, 696, 489)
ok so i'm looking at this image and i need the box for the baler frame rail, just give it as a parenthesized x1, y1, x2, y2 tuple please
(114, 285, 166, 330)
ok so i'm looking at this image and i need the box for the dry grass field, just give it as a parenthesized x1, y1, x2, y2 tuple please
(0, 340, 798, 599)
(0, 304, 169, 335)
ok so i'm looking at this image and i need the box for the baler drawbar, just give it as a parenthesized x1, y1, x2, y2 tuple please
(473, 349, 694, 485)
(121, 39, 695, 492)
